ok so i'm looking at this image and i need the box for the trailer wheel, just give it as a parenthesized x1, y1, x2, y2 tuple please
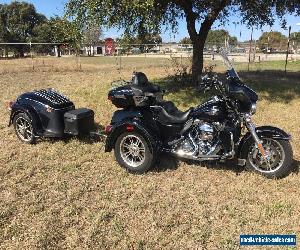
(13, 112, 36, 144)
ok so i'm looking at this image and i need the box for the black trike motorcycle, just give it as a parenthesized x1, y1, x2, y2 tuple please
(105, 53, 293, 178)
(8, 52, 293, 178)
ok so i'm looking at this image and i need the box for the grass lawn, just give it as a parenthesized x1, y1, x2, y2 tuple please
(0, 56, 299, 249)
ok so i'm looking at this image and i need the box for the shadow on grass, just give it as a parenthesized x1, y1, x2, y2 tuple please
(41, 123, 106, 145)
(183, 158, 245, 176)
(154, 70, 300, 106)
(177, 158, 299, 177)
(151, 153, 180, 172)
(291, 159, 300, 175)
(239, 70, 300, 103)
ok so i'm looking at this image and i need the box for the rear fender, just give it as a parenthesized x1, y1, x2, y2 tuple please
(105, 119, 161, 154)
(111, 110, 142, 124)
(237, 125, 291, 160)
(9, 103, 43, 133)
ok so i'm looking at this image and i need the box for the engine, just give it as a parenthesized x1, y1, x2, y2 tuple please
(175, 121, 222, 158)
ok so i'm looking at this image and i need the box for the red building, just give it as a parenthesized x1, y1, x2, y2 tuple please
(105, 38, 115, 56)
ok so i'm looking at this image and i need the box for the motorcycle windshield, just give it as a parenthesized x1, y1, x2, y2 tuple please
(219, 49, 240, 79)
(219, 49, 258, 109)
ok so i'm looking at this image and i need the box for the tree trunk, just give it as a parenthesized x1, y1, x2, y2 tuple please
(183, 7, 212, 85)
(57, 46, 61, 57)
(182, 0, 229, 85)
(191, 37, 206, 84)
(4, 46, 8, 57)
(18, 45, 25, 57)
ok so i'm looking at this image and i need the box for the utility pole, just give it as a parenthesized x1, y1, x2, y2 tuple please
(248, 27, 254, 71)
(296, 23, 300, 61)
(285, 26, 291, 74)
(266, 32, 270, 60)
(253, 39, 257, 62)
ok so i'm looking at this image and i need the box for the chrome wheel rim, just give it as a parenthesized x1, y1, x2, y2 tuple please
(248, 138, 285, 173)
(15, 116, 33, 142)
(120, 135, 146, 168)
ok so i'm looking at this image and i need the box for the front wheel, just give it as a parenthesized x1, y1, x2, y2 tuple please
(246, 138, 293, 178)
(114, 132, 154, 174)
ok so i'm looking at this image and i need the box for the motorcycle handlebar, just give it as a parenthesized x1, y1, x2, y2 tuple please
(199, 74, 221, 92)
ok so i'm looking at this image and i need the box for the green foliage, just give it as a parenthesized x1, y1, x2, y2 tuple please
(31, 21, 53, 53)
(32, 17, 82, 53)
(65, 0, 300, 81)
(291, 32, 300, 43)
(136, 31, 162, 45)
(0, 4, 8, 42)
(179, 30, 238, 46)
(179, 37, 192, 44)
(0, 1, 82, 56)
(48, 17, 82, 51)
(258, 31, 287, 50)
(117, 30, 162, 53)
(83, 23, 103, 48)
(0, 1, 46, 56)
(4, 1, 46, 42)
(65, 0, 300, 36)
(206, 29, 237, 46)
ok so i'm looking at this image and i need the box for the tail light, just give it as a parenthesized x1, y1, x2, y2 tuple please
(108, 95, 113, 101)
(105, 125, 113, 134)
(7, 101, 14, 111)
(126, 125, 134, 131)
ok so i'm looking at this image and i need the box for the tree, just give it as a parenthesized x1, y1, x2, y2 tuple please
(134, 25, 162, 45)
(135, 29, 162, 52)
(0, 4, 9, 56)
(82, 23, 103, 56)
(117, 31, 162, 45)
(140, 32, 162, 45)
(32, 17, 82, 55)
(258, 31, 287, 51)
(117, 30, 162, 53)
(179, 37, 192, 44)
(291, 32, 300, 42)
(116, 33, 134, 53)
(66, 0, 300, 84)
(206, 29, 237, 47)
(32, 20, 54, 54)
(180, 30, 238, 47)
(0, 1, 46, 57)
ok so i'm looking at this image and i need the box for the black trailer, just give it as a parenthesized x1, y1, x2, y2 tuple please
(8, 89, 96, 143)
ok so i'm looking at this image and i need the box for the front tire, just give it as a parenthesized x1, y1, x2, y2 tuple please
(246, 138, 293, 178)
(114, 132, 154, 174)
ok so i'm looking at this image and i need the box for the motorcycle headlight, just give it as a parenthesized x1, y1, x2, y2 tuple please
(250, 103, 257, 114)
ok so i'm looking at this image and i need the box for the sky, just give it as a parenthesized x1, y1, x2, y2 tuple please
(1, 0, 300, 42)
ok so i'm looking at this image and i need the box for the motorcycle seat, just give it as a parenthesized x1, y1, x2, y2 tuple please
(158, 106, 192, 124)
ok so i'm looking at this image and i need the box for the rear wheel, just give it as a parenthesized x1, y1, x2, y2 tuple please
(13, 112, 36, 144)
(246, 138, 293, 178)
(114, 132, 154, 174)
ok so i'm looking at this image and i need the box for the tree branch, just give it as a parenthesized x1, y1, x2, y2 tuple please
(198, 0, 231, 38)
(176, 0, 197, 40)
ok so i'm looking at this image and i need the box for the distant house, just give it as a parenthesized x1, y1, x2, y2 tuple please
(82, 42, 105, 56)
(81, 38, 116, 56)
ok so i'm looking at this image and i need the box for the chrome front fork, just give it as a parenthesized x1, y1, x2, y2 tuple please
(244, 115, 270, 163)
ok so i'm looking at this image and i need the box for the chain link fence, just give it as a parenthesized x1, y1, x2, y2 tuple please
(1, 41, 299, 74)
